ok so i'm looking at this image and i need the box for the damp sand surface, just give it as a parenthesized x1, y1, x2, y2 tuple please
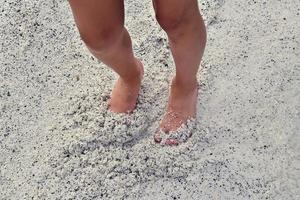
(1, 0, 299, 199)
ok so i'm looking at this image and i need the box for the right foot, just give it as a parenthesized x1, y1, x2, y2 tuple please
(107, 58, 144, 113)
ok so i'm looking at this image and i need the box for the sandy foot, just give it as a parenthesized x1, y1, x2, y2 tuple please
(154, 78, 199, 145)
(107, 59, 144, 113)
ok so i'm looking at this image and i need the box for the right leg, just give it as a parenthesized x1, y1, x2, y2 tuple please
(68, 0, 143, 113)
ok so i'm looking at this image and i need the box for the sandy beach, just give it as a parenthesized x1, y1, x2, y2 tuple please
(1, 0, 299, 199)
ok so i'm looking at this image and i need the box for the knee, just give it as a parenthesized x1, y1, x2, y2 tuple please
(155, 11, 184, 33)
(79, 26, 124, 52)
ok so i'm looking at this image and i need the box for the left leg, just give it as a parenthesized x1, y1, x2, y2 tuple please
(152, 0, 207, 145)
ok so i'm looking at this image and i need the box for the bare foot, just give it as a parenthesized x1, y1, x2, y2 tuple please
(154, 77, 198, 145)
(107, 58, 144, 113)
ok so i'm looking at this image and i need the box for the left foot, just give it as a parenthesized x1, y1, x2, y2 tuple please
(154, 77, 198, 145)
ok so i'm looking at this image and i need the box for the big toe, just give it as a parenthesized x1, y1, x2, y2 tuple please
(153, 127, 165, 143)
(154, 133, 162, 143)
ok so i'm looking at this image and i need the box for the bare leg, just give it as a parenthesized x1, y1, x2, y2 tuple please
(68, 0, 143, 113)
(153, 0, 207, 145)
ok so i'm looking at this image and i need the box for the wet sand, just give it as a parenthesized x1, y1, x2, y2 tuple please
(0, 0, 299, 199)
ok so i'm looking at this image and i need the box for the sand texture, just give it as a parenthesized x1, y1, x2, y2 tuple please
(1, 0, 299, 199)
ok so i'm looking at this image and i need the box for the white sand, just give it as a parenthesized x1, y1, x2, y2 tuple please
(1, 0, 299, 199)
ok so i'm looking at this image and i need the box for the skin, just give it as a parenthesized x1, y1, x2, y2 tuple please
(68, 0, 143, 113)
(67, 0, 206, 145)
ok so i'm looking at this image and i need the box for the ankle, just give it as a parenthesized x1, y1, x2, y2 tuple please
(120, 73, 140, 85)
(171, 76, 198, 92)
(120, 59, 143, 84)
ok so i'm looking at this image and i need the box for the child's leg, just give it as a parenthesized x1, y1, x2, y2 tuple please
(68, 0, 143, 113)
(152, 0, 207, 145)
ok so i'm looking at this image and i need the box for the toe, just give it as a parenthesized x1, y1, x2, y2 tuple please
(163, 138, 179, 146)
(153, 131, 162, 143)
